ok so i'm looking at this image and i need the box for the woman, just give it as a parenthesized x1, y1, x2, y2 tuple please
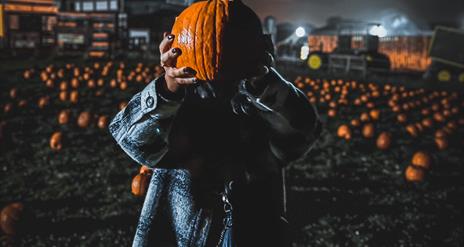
(109, 1, 320, 246)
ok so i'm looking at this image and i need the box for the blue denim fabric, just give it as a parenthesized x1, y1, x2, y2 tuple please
(109, 68, 321, 246)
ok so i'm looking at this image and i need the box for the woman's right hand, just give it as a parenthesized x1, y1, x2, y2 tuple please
(159, 33, 198, 93)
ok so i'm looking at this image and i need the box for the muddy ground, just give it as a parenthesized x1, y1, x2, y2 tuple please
(0, 60, 462, 246)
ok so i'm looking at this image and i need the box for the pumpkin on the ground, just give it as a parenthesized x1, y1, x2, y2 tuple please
(376, 132, 391, 150)
(337, 124, 351, 140)
(412, 151, 431, 170)
(58, 110, 70, 125)
(77, 112, 91, 128)
(0, 202, 24, 235)
(50, 132, 63, 151)
(97, 116, 109, 129)
(405, 165, 425, 182)
(131, 173, 151, 197)
(362, 123, 375, 138)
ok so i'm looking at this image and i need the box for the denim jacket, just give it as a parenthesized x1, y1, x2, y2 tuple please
(109, 67, 321, 246)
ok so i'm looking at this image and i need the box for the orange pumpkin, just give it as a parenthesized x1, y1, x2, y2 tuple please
(50, 132, 63, 151)
(77, 112, 91, 128)
(435, 137, 448, 151)
(9, 88, 17, 99)
(110, 79, 117, 88)
(421, 118, 433, 128)
(0, 202, 24, 235)
(405, 165, 425, 182)
(58, 110, 70, 125)
(350, 119, 361, 127)
(406, 124, 418, 137)
(376, 132, 391, 150)
(327, 109, 337, 118)
(362, 123, 375, 138)
(412, 151, 431, 170)
(170, 0, 230, 81)
(45, 79, 54, 88)
(397, 113, 407, 123)
(38, 97, 49, 109)
(435, 130, 447, 139)
(369, 109, 380, 121)
(97, 116, 108, 129)
(18, 100, 27, 108)
(360, 112, 370, 122)
(59, 91, 68, 101)
(171, 0, 263, 81)
(337, 124, 351, 140)
(70, 91, 79, 104)
(87, 79, 96, 88)
(3, 103, 13, 113)
(59, 81, 68, 91)
(131, 173, 151, 197)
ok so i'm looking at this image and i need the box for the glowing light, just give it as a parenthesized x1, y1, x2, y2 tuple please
(295, 26, 306, 37)
(369, 25, 387, 38)
(300, 45, 309, 60)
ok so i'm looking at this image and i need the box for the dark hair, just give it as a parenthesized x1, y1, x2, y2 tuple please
(219, 0, 266, 80)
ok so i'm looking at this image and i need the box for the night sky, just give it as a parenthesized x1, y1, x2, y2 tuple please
(243, 0, 464, 28)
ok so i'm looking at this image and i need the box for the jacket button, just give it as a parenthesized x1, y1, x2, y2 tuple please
(146, 96, 154, 108)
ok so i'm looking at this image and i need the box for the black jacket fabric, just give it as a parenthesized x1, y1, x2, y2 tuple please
(109, 67, 321, 246)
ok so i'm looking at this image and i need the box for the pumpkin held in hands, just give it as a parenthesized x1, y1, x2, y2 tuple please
(171, 0, 266, 81)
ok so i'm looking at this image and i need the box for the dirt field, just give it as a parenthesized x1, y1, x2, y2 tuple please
(1, 60, 462, 246)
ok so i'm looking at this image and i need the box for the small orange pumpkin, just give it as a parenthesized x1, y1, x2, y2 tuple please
(376, 132, 391, 150)
(0, 202, 24, 235)
(77, 112, 91, 128)
(435, 137, 448, 151)
(97, 116, 108, 129)
(59, 81, 68, 91)
(405, 124, 418, 137)
(9, 88, 17, 99)
(131, 173, 151, 197)
(369, 109, 380, 121)
(119, 101, 128, 110)
(38, 97, 49, 109)
(58, 110, 70, 125)
(337, 124, 351, 140)
(120, 81, 128, 91)
(70, 91, 79, 104)
(350, 119, 361, 127)
(412, 151, 431, 170)
(397, 113, 407, 123)
(18, 100, 27, 108)
(421, 118, 433, 128)
(50, 132, 63, 151)
(3, 103, 13, 113)
(71, 78, 79, 88)
(362, 123, 375, 138)
(405, 165, 425, 182)
(59, 91, 68, 101)
(327, 109, 337, 118)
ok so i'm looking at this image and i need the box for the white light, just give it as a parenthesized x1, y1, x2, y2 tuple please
(300, 45, 309, 60)
(295, 27, 306, 37)
(369, 25, 387, 38)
